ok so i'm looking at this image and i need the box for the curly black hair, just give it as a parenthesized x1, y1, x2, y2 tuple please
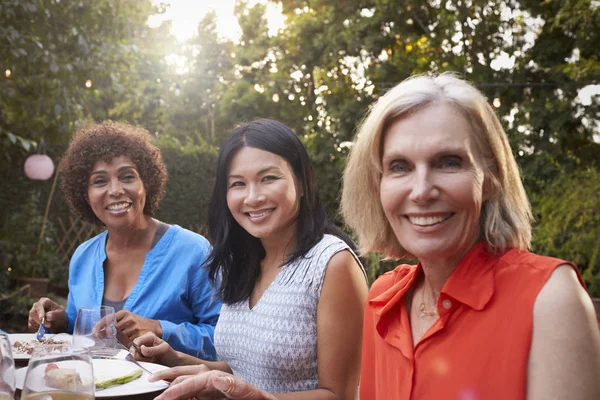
(59, 121, 168, 226)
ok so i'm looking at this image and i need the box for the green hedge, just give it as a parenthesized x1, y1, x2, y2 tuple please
(0, 136, 217, 279)
(3, 138, 598, 296)
(531, 169, 600, 297)
(154, 134, 217, 231)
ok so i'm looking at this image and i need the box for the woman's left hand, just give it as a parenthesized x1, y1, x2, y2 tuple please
(115, 310, 162, 346)
(153, 369, 277, 400)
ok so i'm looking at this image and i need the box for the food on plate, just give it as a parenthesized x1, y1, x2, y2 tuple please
(12, 337, 69, 356)
(95, 368, 143, 390)
(45, 363, 59, 373)
(44, 364, 83, 391)
(42, 363, 143, 391)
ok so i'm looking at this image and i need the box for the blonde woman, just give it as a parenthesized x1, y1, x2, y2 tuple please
(342, 73, 600, 400)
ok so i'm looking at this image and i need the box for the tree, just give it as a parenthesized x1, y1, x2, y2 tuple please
(266, 0, 599, 277)
(1, 0, 597, 285)
(532, 169, 600, 296)
(161, 11, 236, 144)
(0, 0, 173, 231)
(0, 0, 168, 148)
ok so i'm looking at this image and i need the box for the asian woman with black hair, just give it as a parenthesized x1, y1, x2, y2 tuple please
(134, 119, 368, 400)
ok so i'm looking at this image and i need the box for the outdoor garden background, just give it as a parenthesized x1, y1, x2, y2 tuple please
(1, 0, 599, 331)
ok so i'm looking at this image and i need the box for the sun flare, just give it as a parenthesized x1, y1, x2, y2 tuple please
(148, 0, 285, 42)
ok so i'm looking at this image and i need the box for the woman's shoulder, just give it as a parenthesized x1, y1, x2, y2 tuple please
(308, 234, 350, 254)
(498, 248, 575, 275)
(169, 224, 208, 240)
(72, 230, 107, 259)
(282, 235, 358, 288)
(368, 264, 415, 299)
(164, 225, 211, 249)
(493, 249, 586, 308)
(295, 234, 356, 268)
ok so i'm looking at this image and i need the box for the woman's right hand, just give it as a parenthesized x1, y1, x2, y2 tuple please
(153, 369, 277, 400)
(28, 297, 68, 333)
(132, 332, 179, 367)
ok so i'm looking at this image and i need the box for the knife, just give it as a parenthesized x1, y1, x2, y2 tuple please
(36, 316, 46, 341)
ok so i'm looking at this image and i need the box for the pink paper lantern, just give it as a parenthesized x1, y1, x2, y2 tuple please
(24, 154, 55, 180)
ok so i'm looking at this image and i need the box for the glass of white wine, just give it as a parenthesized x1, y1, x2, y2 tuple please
(21, 344, 94, 400)
(0, 333, 15, 400)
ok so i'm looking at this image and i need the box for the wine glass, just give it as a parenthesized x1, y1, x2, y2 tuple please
(0, 333, 15, 400)
(21, 344, 94, 400)
(73, 306, 117, 353)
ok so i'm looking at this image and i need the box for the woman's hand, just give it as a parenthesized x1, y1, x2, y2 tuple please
(115, 310, 162, 346)
(152, 369, 277, 400)
(28, 297, 68, 333)
(149, 364, 211, 382)
(131, 332, 179, 367)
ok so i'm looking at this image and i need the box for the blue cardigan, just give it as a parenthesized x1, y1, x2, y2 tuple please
(65, 225, 221, 360)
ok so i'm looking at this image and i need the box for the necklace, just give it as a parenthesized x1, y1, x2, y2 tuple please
(419, 283, 439, 318)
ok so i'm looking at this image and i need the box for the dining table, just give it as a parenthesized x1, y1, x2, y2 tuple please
(15, 390, 164, 400)
(9, 333, 167, 400)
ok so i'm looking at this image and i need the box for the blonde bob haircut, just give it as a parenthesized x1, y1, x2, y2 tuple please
(341, 72, 533, 259)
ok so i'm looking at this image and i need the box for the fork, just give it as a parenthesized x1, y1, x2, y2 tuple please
(36, 316, 46, 341)
(115, 340, 154, 375)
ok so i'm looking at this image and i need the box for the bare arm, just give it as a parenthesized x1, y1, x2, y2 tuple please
(153, 250, 368, 400)
(133, 332, 231, 372)
(170, 352, 231, 372)
(527, 265, 600, 400)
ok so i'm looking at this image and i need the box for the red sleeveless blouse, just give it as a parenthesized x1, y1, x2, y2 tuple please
(359, 242, 590, 400)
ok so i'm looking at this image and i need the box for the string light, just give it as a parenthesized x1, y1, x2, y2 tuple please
(7, 267, 12, 272)
(3, 68, 597, 105)
(4, 68, 597, 90)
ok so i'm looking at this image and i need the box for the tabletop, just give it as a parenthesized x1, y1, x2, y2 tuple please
(12, 347, 166, 400)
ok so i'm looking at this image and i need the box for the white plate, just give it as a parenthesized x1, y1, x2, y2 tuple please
(8, 333, 86, 360)
(16, 358, 169, 398)
(17, 358, 94, 393)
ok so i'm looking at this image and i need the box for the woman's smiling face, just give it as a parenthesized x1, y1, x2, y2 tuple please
(226, 146, 301, 245)
(87, 155, 147, 230)
(379, 103, 489, 265)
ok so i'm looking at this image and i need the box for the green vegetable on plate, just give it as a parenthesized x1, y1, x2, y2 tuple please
(95, 368, 143, 390)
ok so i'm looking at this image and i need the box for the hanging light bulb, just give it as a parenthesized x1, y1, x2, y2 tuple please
(272, 93, 280, 103)
(85, 79, 93, 88)
(5, 69, 11, 78)
(492, 97, 501, 108)
(24, 154, 55, 180)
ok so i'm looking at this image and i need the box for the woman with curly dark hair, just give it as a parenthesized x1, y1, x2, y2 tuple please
(27, 121, 221, 360)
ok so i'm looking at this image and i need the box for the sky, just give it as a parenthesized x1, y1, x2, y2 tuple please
(148, 0, 285, 42)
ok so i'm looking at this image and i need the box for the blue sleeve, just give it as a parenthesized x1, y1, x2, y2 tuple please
(159, 273, 221, 360)
(65, 248, 82, 333)
(64, 235, 104, 334)
(65, 287, 77, 333)
(157, 238, 221, 360)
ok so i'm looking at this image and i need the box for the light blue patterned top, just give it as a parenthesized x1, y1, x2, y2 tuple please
(214, 234, 363, 393)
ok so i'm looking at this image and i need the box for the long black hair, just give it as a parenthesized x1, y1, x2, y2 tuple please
(207, 118, 354, 304)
